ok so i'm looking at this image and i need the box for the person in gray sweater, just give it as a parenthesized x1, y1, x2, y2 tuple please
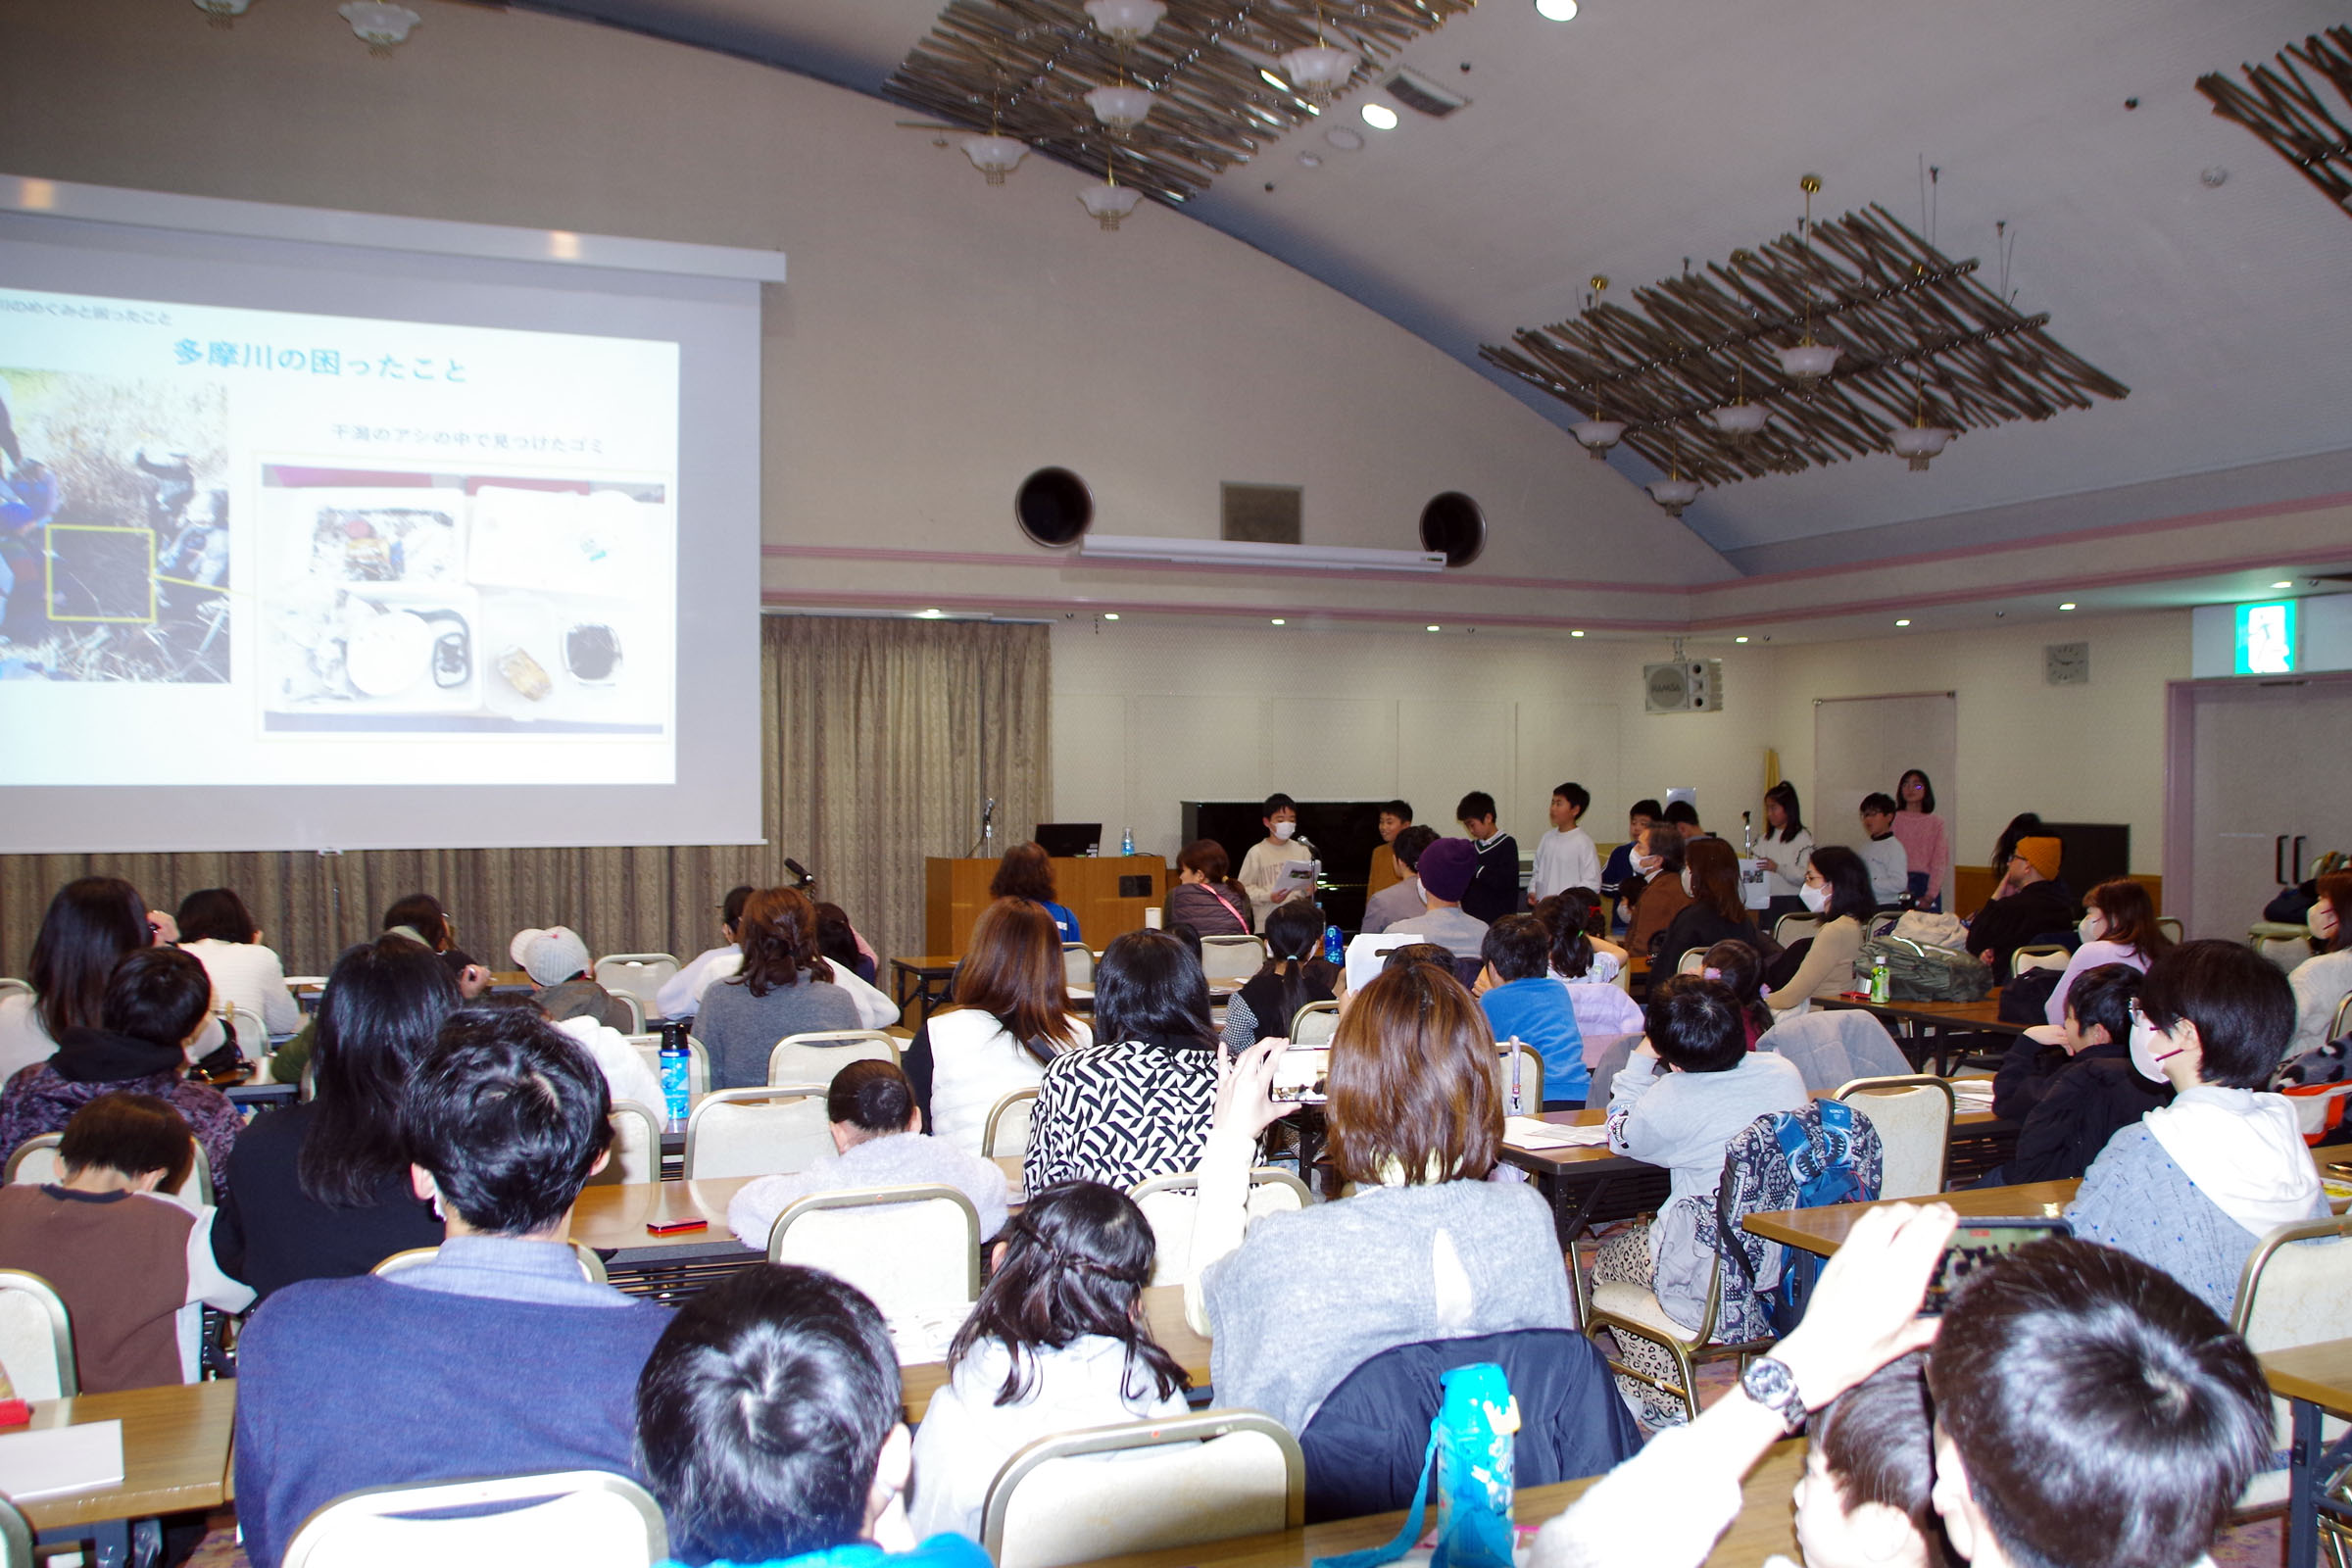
(693, 886, 862, 1090)
(1185, 961, 1579, 1438)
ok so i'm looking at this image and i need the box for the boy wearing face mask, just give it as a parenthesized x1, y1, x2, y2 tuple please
(2065, 939, 2328, 1317)
(1985, 963, 2171, 1184)
(1237, 792, 1315, 932)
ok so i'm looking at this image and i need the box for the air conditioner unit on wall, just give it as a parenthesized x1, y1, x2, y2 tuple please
(1643, 660, 1725, 714)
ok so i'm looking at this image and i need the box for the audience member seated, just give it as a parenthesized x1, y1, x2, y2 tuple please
(1165, 839, 1253, 939)
(1655, 838, 1765, 974)
(817, 904, 901, 1024)
(1361, 824, 1440, 935)
(2285, 871, 2352, 1068)
(695, 886, 862, 1090)
(527, 998, 665, 1116)
(1623, 822, 1693, 957)
(633, 1264, 989, 1568)
(1856, 793, 1909, 909)
(1595, 975, 1808, 1426)
(0, 946, 241, 1187)
(1476, 913, 1589, 1108)
(1537, 891, 1642, 1035)
(1186, 963, 1583, 1442)
(728, 1060, 1007, 1250)
(1963, 837, 2077, 979)
(233, 1005, 670, 1568)
(2045, 877, 2172, 1025)
(1025, 930, 1216, 1192)
(993, 841, 1081, 946)
(908, 1181, 1189, 1541)
(0, 1094, 253, 1391)
(655, 884, 755, 1021)
(1986, 963, 2170, 1185)
(380, 892, 492, 999)
(1365, 800, 1414, 898)
(213, 937, 454, 1298)
(0, 876, 156, 1084)
(511, 924, 635, 1032)
(902, 900, 1088, 1154)
(1222, 900, 1340, 1053)
(1383, 836, 1489, 956)
(2068, 938, 2328, 1316)
(1763, 846, 1874, 1012)
(174, 887, 301, 1039)
(1599, 799, 1662, 935)
(1531, 1204, 2273, 1568)
(1698, 941, 1775, 1049)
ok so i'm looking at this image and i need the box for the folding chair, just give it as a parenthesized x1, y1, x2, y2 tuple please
(280, 1470, 667, 1568)
(1198, 936, 1267, 986)
(595, 955, 681, 1012)
(601, 1101, 663, 1185)
(1676, 951, 1707, 975)
(2011, 944, 2071, 975)
(981, 1410, 1304, 1568)
(2227, 1215, 2352, 1517)
(982, 1088, 1039, 1159)
(0, 1269, 76, 1399)
(1289, 1001, 1340, 1046)
(5, 1133, 213, 1208)
(0, 980, 29, 1001)
(1496, 1040, 1545, 1116)
(1833, 1075, 1955, 1198)
(1062, 945, 1097, 988)
(374, 1242, 609, 1286)
(1129, 1168, 1312, 1287)
(2155, 916, 2184, 946)
(766, 1184, 982, 1318)
(1772, 912, 1822, 947)
(225, 1004, 269, 1061)
(766, 1029, 897, 1088)
(0, 1494, 28, 1568)
(682, 1085, 831, 1180)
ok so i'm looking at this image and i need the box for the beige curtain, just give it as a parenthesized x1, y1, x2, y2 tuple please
(0, 617, 1051, 981)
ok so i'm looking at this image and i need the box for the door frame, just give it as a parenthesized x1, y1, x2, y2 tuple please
(2164, 668, 2352, 932)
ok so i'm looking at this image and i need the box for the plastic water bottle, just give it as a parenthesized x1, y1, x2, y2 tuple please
(1870, 953, 1891, 1004)
(1121, 825, 1135, 856)
(1323, 924, 1345, 965)
(659, 1021, 691, 1125)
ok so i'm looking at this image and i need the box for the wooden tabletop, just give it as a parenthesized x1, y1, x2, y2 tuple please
(1054, 1438, 1802, 1568)
(10, 1380, 236, 1530)
(1500, 1100, 2004, 1175)
(1743, 1180, 2082, 1255)
(902, 1285, 1208, 1423)
(1819, 993, 2023, 1034)
(2261, 1340, 2352, 1416)
(567, 1175, 763, 1262)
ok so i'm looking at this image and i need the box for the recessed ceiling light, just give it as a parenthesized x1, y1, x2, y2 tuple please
(2271, 580, 2293, 589)
(1895, 618, 1912, 627)
(1361, 103, 1399, 130)
(1735, 636, 1749, 644)
(1298, 152, 1322, 168)
(1426, 623, 1441, 632)
(1102, 612, 1119, 620)
(1570, 629, 1586, 638)
(1324, 127, 1364, 150)
(1535, 0, 1579, 18)
(1270, 617, 1286, 625)
(916, 609, 946, 619)
(2059, 602, 2078, 611)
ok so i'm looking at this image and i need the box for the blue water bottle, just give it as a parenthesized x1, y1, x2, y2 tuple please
(1324, 924, 1345, 965)
(659, 1021, 690, 1125)
(1121, 825, 1136, 856)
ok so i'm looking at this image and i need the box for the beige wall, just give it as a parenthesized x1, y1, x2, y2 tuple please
(1054, 607, 2186, 874)
(2, 0, 1735, 631)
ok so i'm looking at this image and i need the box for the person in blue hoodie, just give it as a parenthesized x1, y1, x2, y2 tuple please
(1476, 913, 1589, 1109)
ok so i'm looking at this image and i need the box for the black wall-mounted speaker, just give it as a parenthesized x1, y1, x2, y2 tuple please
(1419, 492, 1485, 567)
(1016, 467, 1094, 548)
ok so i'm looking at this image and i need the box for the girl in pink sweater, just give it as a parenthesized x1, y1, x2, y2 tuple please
(1890, 768, 1949, 910)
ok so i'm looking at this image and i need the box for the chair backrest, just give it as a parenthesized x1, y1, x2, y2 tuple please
(225, 1003, 268, 1059)
(374, 1241, 609, 1287)
(6, 1132, 212, 1208)
(1772, 912, 1822, 947)
(983, 1088, 1039, 1158)
(1129, 1169, 1312, 1287)
(2229, 1215, 2352, 1475)
(1061, 944, 1097, 987)
(766, 1030, 897, 1088)
(766, 1184, 981, 1316)
(1608, 956, 1634, 995)
(2155, 916, 2184, 946)
(629, 1034, 709, 1101)
(604, 1101, 662, 1185)
(0, 1271, 75, 1399)
(1676, 950, 1708, 975)
(0, 980, 29, 1001)
(981, 1409, 1304, 1568)
(2011, 944, 2072, 975)
(683, 1086, 832, 1180)
(1833, 1076, 1955, 1199)
(2333, 989, 2352, 1046)
(1494, 1041, 1544, 1116)
(1288, 1001, 1341, 1046)
(1756, 1009, 1913, 1094)
(1198, 936, 1266, 985)
(594, 955, 680, 1009)
(612, 991, 646, 1034)
(0, 1494, 29, 1568)
(2253, 934, 2313, 970)
(280, 1470, 667, 1568)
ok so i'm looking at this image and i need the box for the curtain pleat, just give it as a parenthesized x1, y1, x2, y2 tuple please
(0, 618, 1051, 979)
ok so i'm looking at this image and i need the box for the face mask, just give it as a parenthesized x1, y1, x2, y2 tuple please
(1680, 869, 1695, 898)
(1799, 883, 1830, 914)
(1635, 855, 1660, 875)
(2078, 912, 2105, 944)
(2129, 1016, 2183, 1084)
(2316, 906, 2341, 944)
(1272, 821, 1296, 841)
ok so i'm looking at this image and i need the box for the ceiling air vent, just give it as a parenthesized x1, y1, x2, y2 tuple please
(1383, 69, 1469, 118)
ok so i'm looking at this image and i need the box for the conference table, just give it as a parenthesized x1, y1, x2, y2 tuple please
(4, 1380, 235, 1567)
(1818, 991, 2025, 1076)
(2258, 1339, 2352, 1568)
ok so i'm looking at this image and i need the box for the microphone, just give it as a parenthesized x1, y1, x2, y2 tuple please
(784, 858, 812, 888)
(983, 797, 997, 826)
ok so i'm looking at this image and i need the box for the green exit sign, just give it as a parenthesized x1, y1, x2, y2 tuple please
(2233, 600, 2296, 674)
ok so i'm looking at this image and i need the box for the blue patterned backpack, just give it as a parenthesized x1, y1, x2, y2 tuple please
(1708, 1100, 1884, 1338)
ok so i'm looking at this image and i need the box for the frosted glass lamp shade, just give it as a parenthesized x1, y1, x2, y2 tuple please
(193, 0, 253, 18)
(1890, 425, 1955, 470)
(960, 134, 1029, 184)
(1774, 342, 1841, 384)
(1085, 84, 1156, 130)
(1085, 0, 1166, 43)
(338, 2, 419, 50)
(1079, 182, 1145, 229)
(1570, 418, 1626, 459)
(1645, 477, 1702, 516)
(1277, 43, 1358, 102)
(1704, 403, 1771, 436)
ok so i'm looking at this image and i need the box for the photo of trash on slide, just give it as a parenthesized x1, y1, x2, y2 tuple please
(257, 466, 668, 735)
(0, 368, 230, 683)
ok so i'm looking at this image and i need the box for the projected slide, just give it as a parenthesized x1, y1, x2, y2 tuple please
(0, 284, 678, 787)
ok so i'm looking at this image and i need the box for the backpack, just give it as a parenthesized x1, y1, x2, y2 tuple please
(1708, 1101, 1885, 1339)
(1855, 935, 1992, 1003)
(1315, 1363, 1519, 1568)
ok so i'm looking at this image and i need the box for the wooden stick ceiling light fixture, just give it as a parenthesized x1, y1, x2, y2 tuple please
(1481, 176, 2129, 507)
(2197, 26, 2352, 221)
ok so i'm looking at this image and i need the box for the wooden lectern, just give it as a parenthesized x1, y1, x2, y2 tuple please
(923, 856, 1165, 958)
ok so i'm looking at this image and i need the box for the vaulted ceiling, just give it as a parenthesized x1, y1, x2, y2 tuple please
(513, 0, 2352, 570)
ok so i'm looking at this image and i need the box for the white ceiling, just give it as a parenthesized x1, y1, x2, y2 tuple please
(511, 0, 2352, 561)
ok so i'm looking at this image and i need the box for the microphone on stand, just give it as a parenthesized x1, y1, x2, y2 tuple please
(969, 799, 998, 858)
(784, 858, 813, 889)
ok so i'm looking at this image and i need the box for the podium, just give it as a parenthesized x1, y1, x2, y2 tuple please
(923, 856, 1165, 958)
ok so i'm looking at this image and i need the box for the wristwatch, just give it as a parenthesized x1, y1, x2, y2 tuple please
(1740, 1355, 1807, 1434)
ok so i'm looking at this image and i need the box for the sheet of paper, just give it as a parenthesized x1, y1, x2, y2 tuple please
(0, 1419, 124, 1501)
(1274, 858, 1319, 896)
(1504, 1115, 1611, 1149)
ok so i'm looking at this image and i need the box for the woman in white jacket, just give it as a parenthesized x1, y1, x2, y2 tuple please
(902, 899, 1091, 1154)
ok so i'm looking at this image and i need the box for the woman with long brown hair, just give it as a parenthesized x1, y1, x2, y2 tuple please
(692, 886, 860, 1089)
(2045, 877, 2175, 1027)
(903, 898, 1091, 1154)
(0, 876, 153, 1084)
(1654, 836, 1765, 975)
(1165, 840, 1250, 938)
